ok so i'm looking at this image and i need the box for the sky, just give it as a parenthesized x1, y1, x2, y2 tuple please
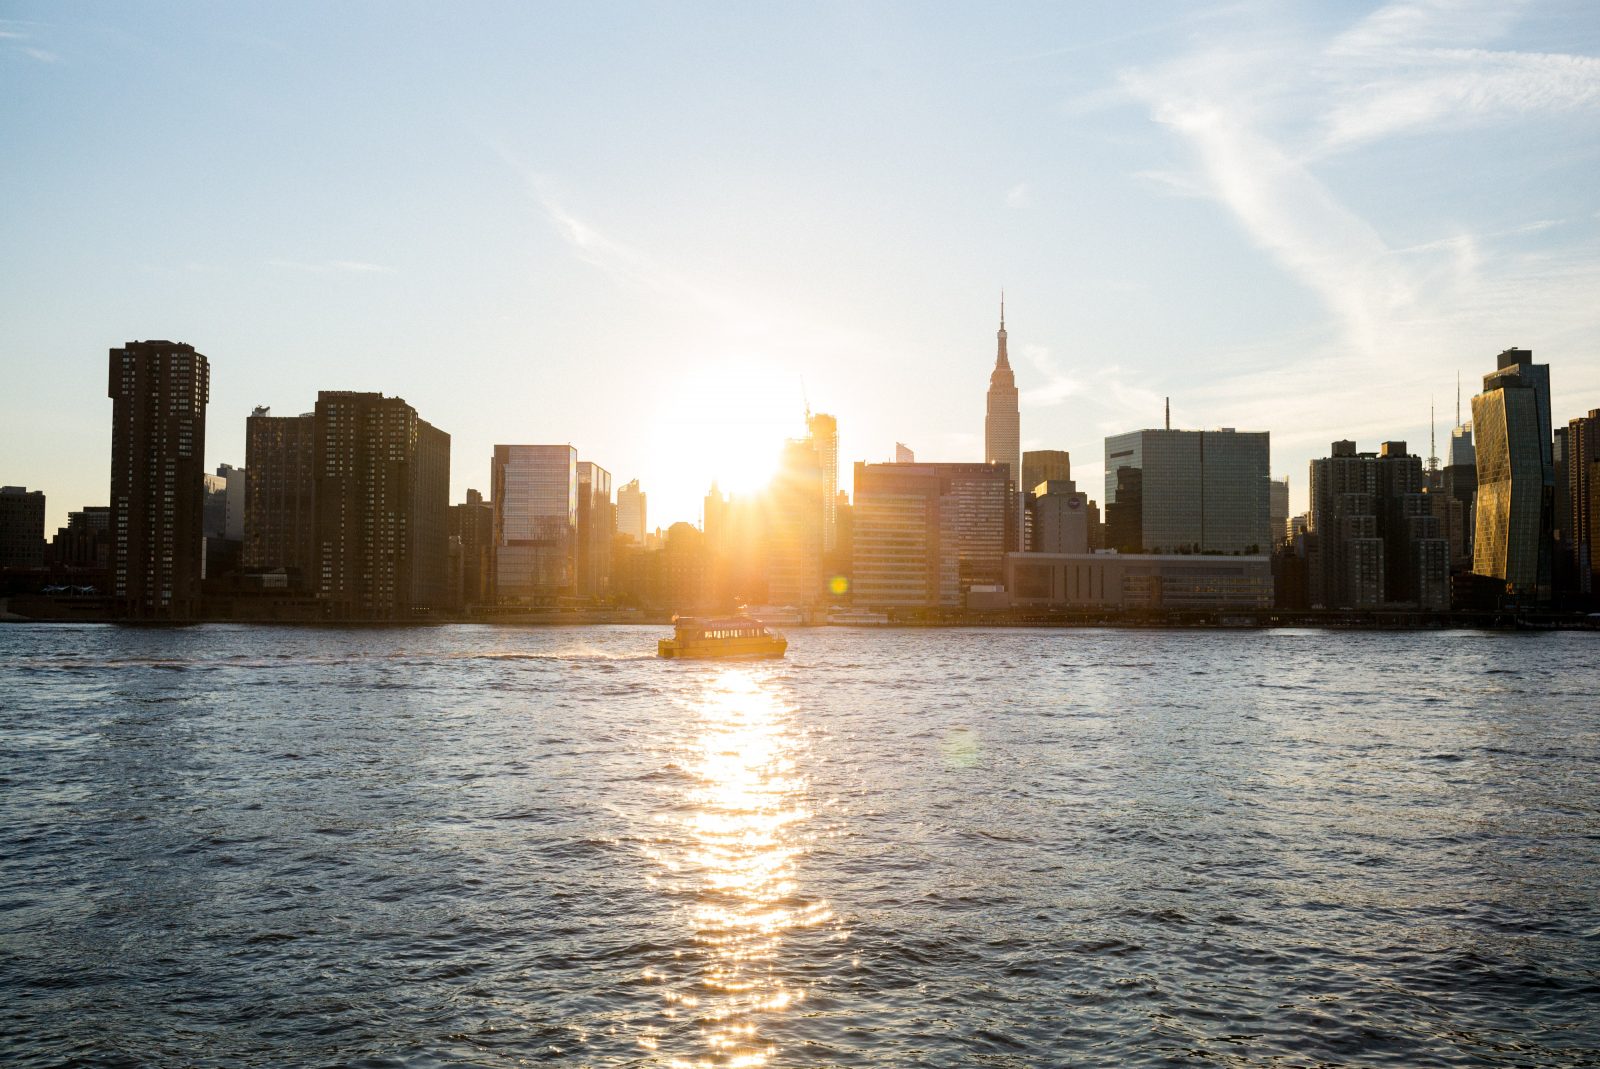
(3, 0, 1599, 533)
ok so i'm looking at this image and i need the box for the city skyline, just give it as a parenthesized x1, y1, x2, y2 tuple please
(4, 2, 1599, 533)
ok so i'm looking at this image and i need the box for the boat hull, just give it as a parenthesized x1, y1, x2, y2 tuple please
(658, 637, 787, 659)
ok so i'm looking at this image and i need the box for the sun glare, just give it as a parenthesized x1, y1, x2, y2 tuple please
(649, 359, 807, 524)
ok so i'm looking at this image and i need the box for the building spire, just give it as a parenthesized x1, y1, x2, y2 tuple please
(1165, 396, 1170, 431)
(994, 291, 1009, 370)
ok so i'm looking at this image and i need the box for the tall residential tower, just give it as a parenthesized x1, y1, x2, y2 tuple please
(108, 340, 209, 618)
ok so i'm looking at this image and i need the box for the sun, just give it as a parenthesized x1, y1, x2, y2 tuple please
(648, 357, 807, 525)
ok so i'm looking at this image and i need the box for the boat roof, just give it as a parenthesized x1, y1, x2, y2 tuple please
(674, 615, 766, 629)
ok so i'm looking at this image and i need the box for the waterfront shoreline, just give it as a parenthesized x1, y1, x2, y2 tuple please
(4, 602, 1597, 631)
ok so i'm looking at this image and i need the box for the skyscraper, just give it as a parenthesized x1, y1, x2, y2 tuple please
(851, 462, 960, 610)
(1566, 409, 1600, 599)
(244, 407, 317, 584)
(807, 411, 839, 553)
(492, 445, 577, 603)
(1269, 477, 1290, 546)
(857, 461, 1008, 596)
(617, 478, 647, 545)
(1472, 348, 1554, 601)
(1102, 428, 1271, 555)
(576, 460, 614, 600)
(895, 443, 916, 464)
(984, 297, 1021, 550)
(450, 488, 495, 609)
(1443, 416, 1477, 569)
(765, 438, 826, 607)
(108, 340, 209, 618)
(313, 391, 450, 618)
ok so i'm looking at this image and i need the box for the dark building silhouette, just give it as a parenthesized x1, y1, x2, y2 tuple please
(1442, 421, 1476, 570)
(1568, 409, 1600, 601)
(50, 506, 111, 573)
(1, 486, 46, 569)
(1105, 466, 1143, 553)
(450, 488, 494, 609)
(312, 391, 449, 618)
(1308, 440, 1449, 610)
(108, 340, 209, 618)
(244, 407, 317, 586)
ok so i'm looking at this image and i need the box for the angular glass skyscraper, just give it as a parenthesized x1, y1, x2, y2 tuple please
(1472, 348, 1553, 602)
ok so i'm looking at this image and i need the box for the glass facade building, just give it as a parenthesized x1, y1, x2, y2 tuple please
(575, 461, 613, 600)
(1472, 349, 1554, 601)
(1103, 428, 1270, 555)
(493, 445, 577, 603)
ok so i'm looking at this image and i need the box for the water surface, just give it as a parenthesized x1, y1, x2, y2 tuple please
(2, 624, 1597, 1067)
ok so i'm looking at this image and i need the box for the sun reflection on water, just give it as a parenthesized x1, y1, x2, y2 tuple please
(641, 668, 831, 1067)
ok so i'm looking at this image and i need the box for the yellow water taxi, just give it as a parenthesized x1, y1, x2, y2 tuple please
(658, 615, 787, 659)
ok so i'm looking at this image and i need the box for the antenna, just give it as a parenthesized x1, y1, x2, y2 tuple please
(1164, 397, 1170, 431)
(1455, 371, 1460, 429)
(801, 375, 811, 424)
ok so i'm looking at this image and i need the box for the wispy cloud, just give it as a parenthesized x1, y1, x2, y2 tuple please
(2, 22, 60, 62)
(1020, 344, 1080, 407)
(1006, 182, 1033, 208)
(1103, 0, 1600, 496)
(1122, 0, 1600, 364)
(266, 259, 396, 274)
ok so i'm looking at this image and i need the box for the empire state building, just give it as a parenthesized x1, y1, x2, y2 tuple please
(985, 297, 1021, 547)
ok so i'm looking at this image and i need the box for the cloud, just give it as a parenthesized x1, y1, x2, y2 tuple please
(267, 259, 396, 274)
(1103, 0, 1600, 508)
(1005, 182, 1033, 208)
(1121, 0, 1600, 361)
(1020, 344, 1079, 407)
(23, 46, 57, 62)
(1319, 48, 1600, 150)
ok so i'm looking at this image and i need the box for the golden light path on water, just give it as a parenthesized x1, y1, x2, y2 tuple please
(639, 668, 832, 1068)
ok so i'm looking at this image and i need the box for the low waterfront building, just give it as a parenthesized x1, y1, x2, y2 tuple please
(1006, 552, 1274, 611)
